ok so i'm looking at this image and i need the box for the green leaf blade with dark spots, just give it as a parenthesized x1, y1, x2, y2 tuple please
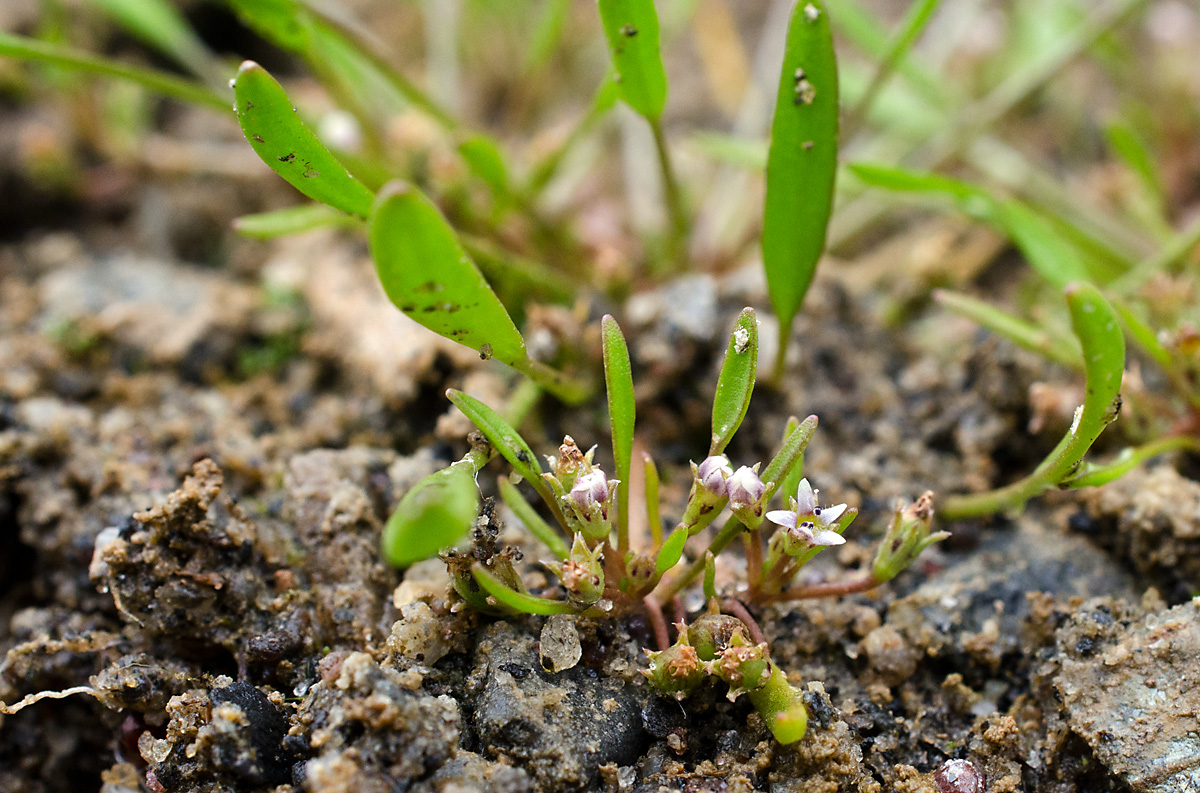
(232, 60, 375, 218)
(369, 181, 526, 366)
(597, 0, 667, 121)
(762, 0, 839, 361)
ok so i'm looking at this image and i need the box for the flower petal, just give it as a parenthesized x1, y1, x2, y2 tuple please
(794, 479, 817, 513)
(765, 510, 797, 529)
(819, 503, 847, 525)
(812, 530, 846, 546)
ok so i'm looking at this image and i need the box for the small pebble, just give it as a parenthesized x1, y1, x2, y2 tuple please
(934, 759, 984, 793)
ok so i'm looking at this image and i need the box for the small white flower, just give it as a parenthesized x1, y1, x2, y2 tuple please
(727, 466, 765, 507)
(766, 478, 848, 548)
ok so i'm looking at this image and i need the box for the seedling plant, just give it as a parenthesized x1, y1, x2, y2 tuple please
(383, 308, 948, 744)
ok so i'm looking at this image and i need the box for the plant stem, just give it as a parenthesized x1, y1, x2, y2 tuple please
(1064, 434, 1200, 489)
(743, 532, 763, 594)
(650, 118, 687, 268)
(758, 571, 881, 603)
(643, 595, 670, 651)
(721, 598, 766, 646)
(656, 518, 744, 602)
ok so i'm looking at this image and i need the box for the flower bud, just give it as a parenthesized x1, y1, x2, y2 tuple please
(872, 491, 949, 583)
(569, 470, 610, 513)
(727, 466, 765, 507)
(546, 534, 605, 608)
(696, 455, 733, 496)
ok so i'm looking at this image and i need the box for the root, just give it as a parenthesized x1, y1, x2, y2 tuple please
(1, 686, 99, 715)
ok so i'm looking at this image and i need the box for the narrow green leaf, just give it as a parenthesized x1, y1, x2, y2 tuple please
(710, 308, 759, 455)
(1105, 121, 1164, 208)
(1064, 282, 1125, 448)
(446, 389, 543, 485)
(226, 0, 312, 52)
(702, 552, 717, 602)
(232, 61, 375, 218)
(381, 452, 484, 567)
(524, 0, 572, 73)
(844, 0, 941, 135)
(1110, 299, 1171, 370)
(602, 315, 635, 547)
(933, 289, 1083, 370)
(0, 31, 226, 110)
(91, 0, 219, 82)
(233, 203, 360, 238)
(776, 416, 807, 506)
(761, 414, 818, 500)
(851, 164, 1093, 288)
(472, 566, 576, 615)
(762, 0, 839, 370)
(1065, 436, 1200, 490)
(643, 452, 662, 548)
(498, 476, 570, 560)
(597, 0, 668, 121)
(369, 181, 526, 365)
(656, 526, 688, 576)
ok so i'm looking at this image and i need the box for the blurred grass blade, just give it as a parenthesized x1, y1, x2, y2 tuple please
(843, 0, 940, 136)
(761, 414, 818, 500)
(934, 289, 1082, 370)
(851, 164, 1093, 288)
(0, 31, 227, 110)
(446, 389, 543, 486)
(233, 61, 376, 217)
(710, 308, 758, 455)
(498, 476, 570, 560)
(381, 448, 486, 567)
(1110, 298, 1171, 370)
(233, 203, 360, 238)
(597, 0, 668, 121)
(458, 134, 511, 201)
(689, 132, 767, 170)
(369, 181, 526, 365)
(762, 0, 839, 379)
(90, 0, 222, 85)
(525, 0, 571, 74)
(472, 567, 576, 615)
(602, 315, 636, 551)
(1104, 120, 1165, 213)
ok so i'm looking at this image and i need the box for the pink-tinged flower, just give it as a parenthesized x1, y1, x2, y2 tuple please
(570, 470, 609, 512)
(696, 455, 733, 495)
(766, 478, 848, 548)
(727, 466, 765, 507)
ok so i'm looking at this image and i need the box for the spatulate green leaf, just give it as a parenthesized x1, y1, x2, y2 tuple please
(369, 181, 527, 366)
(381, 450, 485, 567)
(232, 60, 375, 217)
(762, 0, 839, 375)
(710, 308, 759, 455)
(761, 415, 818, 500)
(597, 0, 667, 121)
